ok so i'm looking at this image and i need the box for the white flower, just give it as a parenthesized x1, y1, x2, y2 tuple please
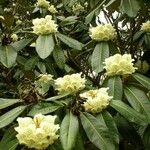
(103, 54, 137, 76)
(32, 15, 58, 35)
(15, 114, 60, 150)
(48, 5, 58, 14)
(55, 73, 86, 95)
(80, 88, 112, 113)
(36, 0, 50, 9)
(72, 3, 84, 14)
(11, 34, 18, 42)
(89, 24, 117, 41)
(141, 21, 150, 32)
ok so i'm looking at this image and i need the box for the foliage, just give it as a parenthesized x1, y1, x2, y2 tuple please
(0, 0, 150, 149)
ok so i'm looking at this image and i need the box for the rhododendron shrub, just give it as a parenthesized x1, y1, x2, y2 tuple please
(0, 0, 150, 150)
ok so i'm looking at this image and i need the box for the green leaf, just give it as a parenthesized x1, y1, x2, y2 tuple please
(60, 111, 79, 150)
(1, 126, 17, 143)
(110, 100, 147, 125)
(133, 31, 144, 41)
(0, 98, 23, 109)
(120, 0, 140, 17)
(143, 126, 150, 149)
(80, 112, 116, 150)
(36, 35, 55, 59)
(0, 126, 18, 150)
(97, 111, 119, 144)
(28, 102, 62, 116)
(144, 33, 150, 48)
(0, 45, 17, 68)
(124, 86, 150, 123)
(0, 106, 26, 128)
(11, 38, 32, 51)
(45, 93, 70, 101)
(0, 139, 18, 150)
(132, 73, 150, 90)
(61, 16, 78, 26)
(56, 33, 84, 50)
(48, 141, 63, 150)
(53, 47, 66, 69)
(24, 56, 39, 71)
(107, 76, 123, 100)
(105, 0, 117, 8)
(74, 132, 85, 150)
(91, 42, 109, 73)
(85, 0, 107, 24)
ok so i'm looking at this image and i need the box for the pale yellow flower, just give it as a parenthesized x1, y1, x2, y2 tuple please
(80, 88, 112, 113)
(32, 15, 58, 35)
(16, 20, 22, 25)
(48, 5, 58, 14)
(38, 74, 53, 83)
(72, 3, 84, 14)
(11, 34, 18, 42)
(55, 73, 86, 95)
(89, 24, 116, 41)
(141, 21, 150, 32)
(15, 114, 59, 150)
(103, 54, 137, 76)
(36, 0, 50, 9)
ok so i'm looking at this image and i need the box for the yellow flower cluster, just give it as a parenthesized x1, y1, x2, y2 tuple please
(36, 0, 50, 9)
(32, 15, 58, 35)
(38, 74, 53, 83)
(80, 88, 112, 113)
(55, 73, 86, 95)
(36, 0, 58, 14)
(141, 21, 150, 32)
(15, 114, 59, 150)
(103, 54, 137, 76)
(48, 5, 58, 14)
(72, 3, 84, 14)
(89, 24, 116, 41)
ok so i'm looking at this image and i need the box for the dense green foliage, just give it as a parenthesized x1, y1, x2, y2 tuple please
(0, 0, 150, 149)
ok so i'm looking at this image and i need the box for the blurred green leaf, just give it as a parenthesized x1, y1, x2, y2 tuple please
(45, 93, 70, 101)
(85, 0, 107, 24)
(124, 86, 150, 123)
(53, 47, 66, 69)
(97, 111, 119, 144)
(0, 98, 23, 109)
(132, 73, 150, 90)
(60, 111, 79, 150)
(110, 100, 147, 125)
(80, 112, 116, 150)
(142, 125, 150, 149)
(28, 102, 62, 116)
(56, 33, 84, 50)
(11, 38, 33, 51)
(91, 42, 109, 73)
(0, 105, 26, 128)
(0, 139, 18, 150)
(61, 16, 78, 26)
(0, 45, 17, 68)
(24, 56, 39, 71)
(36, 35, 55, 59)
(107, 76, 123, 100)
(120, 0, 140, 17)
